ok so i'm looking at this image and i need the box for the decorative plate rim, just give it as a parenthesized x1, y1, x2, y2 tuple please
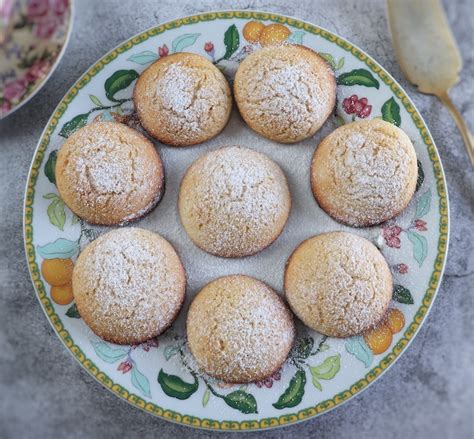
(23, 9, 450, 431)
(0, 0, 75, 120)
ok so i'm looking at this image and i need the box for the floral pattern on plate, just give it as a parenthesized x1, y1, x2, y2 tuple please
(0, 0, 72, 118)
(24, 11, 449, 431)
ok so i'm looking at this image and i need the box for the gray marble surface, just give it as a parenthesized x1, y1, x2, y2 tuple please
(0, 0, 473, 438)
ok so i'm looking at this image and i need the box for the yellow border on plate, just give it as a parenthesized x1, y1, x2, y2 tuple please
(23, 10, 449, 431)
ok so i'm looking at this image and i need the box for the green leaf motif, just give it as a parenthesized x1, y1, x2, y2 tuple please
(131, 365, 151, 397)
(222, 24, 239, 60)
(287, 30, 305, 44)
(171, 33, 201, 53)
(158, 369, 198, 400)
(59, 113, 89, 138)
(104, 69, 139, 102)
(37, 238, 78, 259)
(319, 52, 336, 69)
(293, 336, 314, 360)
(335, 115, 346, 126)
(310, 355, 341, 391)
(127, 50, 159, 65)
(163, 345, 179, 360)
(336, 57, 345, 70)
(46, 198, 66, 231)
(89, 94, 103, 107)
(407, 231, 428, 267)
(202, 387, 211, 407)
(393, 284, 414, 304)
(65, 303, 81, 318)
(272, 370, 306, 409)
(416, 160, 424, 192)
(43, 193, 59, 199)
(345, 336, 373, 367)
(320, 344, 330, 352)
(312, 375, 322, 391)
(415, 189, 431, 219)
(44, 150, 57, 184)
(337, 68, 380, 89)
(221, 390, 257, 414)
(381, 97, 401, 126)
(92, 341, 128, 363)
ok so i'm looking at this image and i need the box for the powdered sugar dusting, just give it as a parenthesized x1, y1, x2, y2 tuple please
(134, 54, 232, 145)
(73, 228, 185, 344)
(56, 122, 163, 224)
(285, 232, 392, 337)
(154, 61, 229, 135)
(159, 64, 195, 112)
(178, 146, 291, 257)
(187, 275, 295, 383)
(235, 45, 336, 142)
(312, 119, 418, 226)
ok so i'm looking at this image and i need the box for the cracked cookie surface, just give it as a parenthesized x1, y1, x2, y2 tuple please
(73, 228, 186, 345)
(178, 146, 291, 258)
(56, 121, 164, 225)
(234, 44, 336, 143)
(186, 275, 295, 383)
(311, 119, 418, 227)
(285, 232, 392, 337)
(133, 52, 232, 146)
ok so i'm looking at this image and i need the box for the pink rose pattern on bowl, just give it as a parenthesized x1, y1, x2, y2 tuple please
(0, 0, 71, 118)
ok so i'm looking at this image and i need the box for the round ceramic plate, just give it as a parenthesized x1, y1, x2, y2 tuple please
(0, 0, 74, 119)
(24, 11, 449, 431)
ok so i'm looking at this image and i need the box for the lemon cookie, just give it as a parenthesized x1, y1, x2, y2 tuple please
(187, 275, 295, 383)
(234, 45, 336, 143)
(56, 121, 164, 226)
(133, 52, 232, 146)
(178, 146, 291, 257)
(73, 228, 186, 345)
(284, 232, 392, 338)
(311, 119, 418, 227)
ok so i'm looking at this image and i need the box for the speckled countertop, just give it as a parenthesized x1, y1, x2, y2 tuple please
(0, 1, 472, 438)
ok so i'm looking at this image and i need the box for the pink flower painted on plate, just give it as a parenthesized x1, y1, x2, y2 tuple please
(396, 263, 409, 274)
(382, 225, 402, 248)
(204, 42, 214, 53)
(117, 361, 133, 373)
(414, 219, 427, 231)
(51, 0, 68, 16)
(254, 369, 282, 388)
(0, 100, 12, 116)
(26, 0, 68, 39)
(26, 59, 50, 82)
(3, 78, 28, 100)
(0, 0, 14, 19)
(158, 44, 169, 57)
(26, 0, 49, 19)
(204, 42, 215, 61)
(343, 94, 372, 119)
(34, 15, 57, 38)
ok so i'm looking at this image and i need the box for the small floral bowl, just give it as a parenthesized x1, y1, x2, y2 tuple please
(0, 0, 73, 119)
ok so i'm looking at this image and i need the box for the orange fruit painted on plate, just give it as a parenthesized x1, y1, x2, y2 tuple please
(386, 308, 405, 334)
(50, 282, 74, 305)
(243, 21, 265, 43)
(259, 24, 291, 47)
(364, 321, 393, 355)
(41, 258, 74, 286)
